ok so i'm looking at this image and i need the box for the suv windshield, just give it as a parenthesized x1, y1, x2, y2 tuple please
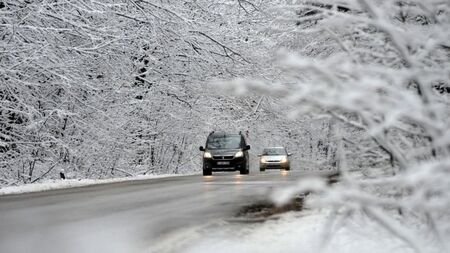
(262, 148, 286, 155)
(207, 135, 241, 149)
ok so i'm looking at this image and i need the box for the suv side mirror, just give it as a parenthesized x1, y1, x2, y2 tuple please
(199, 146, 205, 151)
(287, 153, 292, 156)
(257, 154, 261, 157)
(245, 145, 251, 150)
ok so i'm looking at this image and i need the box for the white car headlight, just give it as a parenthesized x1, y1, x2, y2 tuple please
(204, 151, 212, 158)
(260, 157, 267, 163)
(234, 151, 244, 158)
(280, 156, 288, 163)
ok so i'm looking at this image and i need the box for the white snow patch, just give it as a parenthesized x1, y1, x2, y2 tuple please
(0, 174, 192, 196)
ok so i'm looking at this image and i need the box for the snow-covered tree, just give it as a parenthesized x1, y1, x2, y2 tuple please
(223, 0, 450, 251)
(1, 0, 304, 184)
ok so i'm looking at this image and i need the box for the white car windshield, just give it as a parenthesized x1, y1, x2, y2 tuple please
(262, 148, 286, 155)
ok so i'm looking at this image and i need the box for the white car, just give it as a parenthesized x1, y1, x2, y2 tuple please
(258, 147, 292, 172)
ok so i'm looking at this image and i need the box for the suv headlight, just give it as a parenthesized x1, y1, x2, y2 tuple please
(204, 151, 212, 158)
(260, 157, 267, 163)
(234, 151, 244, 158)
(280, 156, 288, 163)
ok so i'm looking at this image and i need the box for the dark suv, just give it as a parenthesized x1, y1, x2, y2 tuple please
(199, 132, 250, 176)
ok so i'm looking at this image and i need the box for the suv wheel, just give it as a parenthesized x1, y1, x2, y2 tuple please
(203, 168, 212, 176)
(240, 163, 249, 175)
(240, 168, 249, 175)
(260, 167, 265, 172)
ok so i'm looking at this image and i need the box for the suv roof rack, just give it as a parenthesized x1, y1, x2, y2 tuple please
(208, 131, 244, 136)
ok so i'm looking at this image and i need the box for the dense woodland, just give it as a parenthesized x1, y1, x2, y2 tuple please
(0, 0, 335, 184)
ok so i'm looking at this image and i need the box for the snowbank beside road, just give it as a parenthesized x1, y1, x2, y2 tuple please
(151, 210, 442, 253)
(0, 174, 189, 196)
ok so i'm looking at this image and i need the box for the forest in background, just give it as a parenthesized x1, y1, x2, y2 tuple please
(1, 0, 336, 185)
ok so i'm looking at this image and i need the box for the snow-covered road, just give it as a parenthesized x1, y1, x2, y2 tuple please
(0, 170, 328, 253)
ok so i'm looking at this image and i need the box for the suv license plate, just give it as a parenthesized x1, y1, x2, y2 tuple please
(217, 161, 230, 165)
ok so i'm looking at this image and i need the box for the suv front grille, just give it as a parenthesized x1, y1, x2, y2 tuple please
(213, 155, 234, 160)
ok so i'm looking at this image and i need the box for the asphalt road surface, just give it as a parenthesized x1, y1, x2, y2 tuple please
(0, 170, 334, 253)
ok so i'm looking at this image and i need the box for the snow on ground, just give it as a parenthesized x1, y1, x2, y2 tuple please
(0, 174, 190, 196)
(149, 209, 442, 253)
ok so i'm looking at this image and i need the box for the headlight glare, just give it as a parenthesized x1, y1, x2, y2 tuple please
(234, 151, 244, 158)
(204, 151, 212, 158)
(280, 156, 288, 163)
(260, 157, 267, 163)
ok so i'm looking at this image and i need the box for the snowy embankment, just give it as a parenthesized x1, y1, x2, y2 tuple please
(0, 174, 190, 196)
(150, 209, 441, 253)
